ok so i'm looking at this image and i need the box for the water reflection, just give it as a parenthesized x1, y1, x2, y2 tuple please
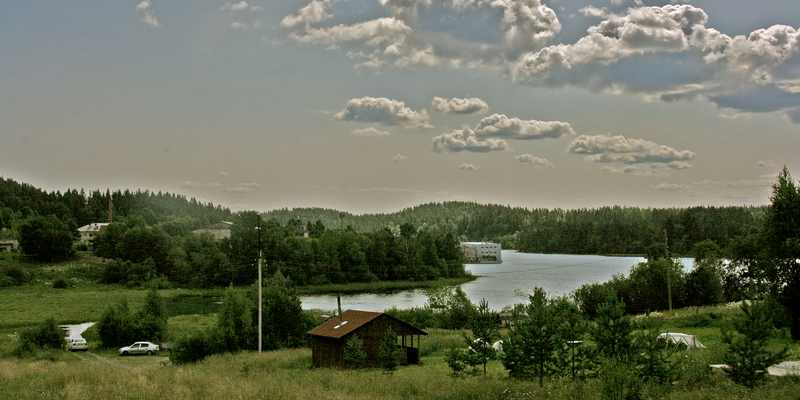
(301, 251, 692, 312)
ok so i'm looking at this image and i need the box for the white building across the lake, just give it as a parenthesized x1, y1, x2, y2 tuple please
(460, 242, 502, 264)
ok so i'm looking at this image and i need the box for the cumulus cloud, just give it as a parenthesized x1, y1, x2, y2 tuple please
(460, 163, 480, 170)
(282, 0, 561, 70)
(136, 0, 159, 27)
(282, 1, 800, 123)
(513, 5, 707, 80)
(289, 18, 411, 46)
(335, 97, 432, 129)
(431, 97, 489, 115)
(514, 154, 554, 168)
(567, 134, 695, 169)
(433, 128, 510, 153)
(281, 0, 335, 28)
(391, 154, 408, 162)
(475, 114, 575, 139)
(351, 127, 390, 137)
(510, 4, 800, 121)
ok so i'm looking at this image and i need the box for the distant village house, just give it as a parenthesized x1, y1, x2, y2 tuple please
(192, 221, 233, 241)
(0, 238, 19, 252)
(460, 242, 502, 264)
(77, 223, 109, 243)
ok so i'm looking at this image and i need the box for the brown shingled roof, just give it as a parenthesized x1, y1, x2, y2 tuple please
(307, 309, 426, 339)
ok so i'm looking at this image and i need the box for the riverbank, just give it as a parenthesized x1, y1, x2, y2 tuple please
(296, 276, 476, 295)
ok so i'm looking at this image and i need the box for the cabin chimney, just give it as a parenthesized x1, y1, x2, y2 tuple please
(337, 295, 342, 321)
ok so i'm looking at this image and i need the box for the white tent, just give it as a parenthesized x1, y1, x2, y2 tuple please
(658, 333, 705, 349)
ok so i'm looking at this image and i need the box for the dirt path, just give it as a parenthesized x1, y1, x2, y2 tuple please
(70, 351, 168, 370)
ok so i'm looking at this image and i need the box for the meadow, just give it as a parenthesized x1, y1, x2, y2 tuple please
(2, 255, 800, 399)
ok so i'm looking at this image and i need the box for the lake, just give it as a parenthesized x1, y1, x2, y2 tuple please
(300, 251, 693, 312)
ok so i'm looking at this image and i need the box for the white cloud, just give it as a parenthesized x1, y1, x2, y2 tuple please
(281, 0, 336, 28)
(282, 0, 561, 70)
(351, 127, 390, 137)
(391, 154, 408, 162)
(431, 97, 489, 115)
(513, 5, 707, 81)
(690, 24, 800, 84)
(460, 163, 480, 170)
(567, 134, 695, 168)
(221, 1, 263, 30)
(221, 1, 263, 12)
(281, 2, 800, 123)
(432, 128, 510, 153)
(652, 183, 687, 191)
(475, 114, 575, 139)
(514, 154, 554, 168)
(602, 165, 637, 174)
(136, 0, 159, 27)
(334, 97, 432, 129)
(288, 18, 411, 46)
(726, 177, 773, 188)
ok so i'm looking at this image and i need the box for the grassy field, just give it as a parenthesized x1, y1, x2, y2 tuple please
(2, 339, 800, 400)
(2, 254, 800, 399)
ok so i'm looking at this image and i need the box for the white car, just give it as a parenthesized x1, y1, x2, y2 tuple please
(119, 341, 159, 356)
(66, 337, 88, 351)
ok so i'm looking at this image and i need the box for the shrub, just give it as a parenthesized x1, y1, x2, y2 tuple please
(379, 327, 401, 372)
(598, 360, 642, 400)
(13, 317, 65, 357)
(343, 335, 366, 369)
(52, 279, 69, 289)
(722, 300, 788, 388)
(170, 330, 223, 365)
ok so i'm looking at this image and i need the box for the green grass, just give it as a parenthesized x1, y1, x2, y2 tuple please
(1, 345, 799, 400)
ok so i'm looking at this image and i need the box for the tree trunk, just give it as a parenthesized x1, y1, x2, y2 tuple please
(791, 310, 800, 341)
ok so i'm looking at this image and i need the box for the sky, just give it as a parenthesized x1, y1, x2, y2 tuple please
(2, 0, 799, 215)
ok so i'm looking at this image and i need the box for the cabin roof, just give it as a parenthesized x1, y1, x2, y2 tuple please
(307, 309, 427, 339)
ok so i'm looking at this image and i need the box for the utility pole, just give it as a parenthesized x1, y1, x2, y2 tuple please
(665, 233, 672, 313)
(256, 215, 262, 353)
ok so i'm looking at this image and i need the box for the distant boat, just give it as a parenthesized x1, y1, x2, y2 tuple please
(460, 242, 502, 264)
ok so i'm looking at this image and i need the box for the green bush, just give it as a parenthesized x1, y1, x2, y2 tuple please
(96, 289, 168, 347)
(343, 335, 366, 369)
(598, 360, 642, 400)
(13, 317, 65, 357)
(52, 279, 69, 289)
(170, 330, 224, 365)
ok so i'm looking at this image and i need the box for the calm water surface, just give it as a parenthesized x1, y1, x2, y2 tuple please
(301, 251, 691, 312)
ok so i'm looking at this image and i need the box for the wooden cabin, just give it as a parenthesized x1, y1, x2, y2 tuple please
(307, 310, 427, 368)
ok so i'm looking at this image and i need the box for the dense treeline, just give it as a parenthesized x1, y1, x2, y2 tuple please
(0, 176, 231, 237)
(265, 203, 766, 256)
(93, 211, 467, 288)
(517, 205, 765, 255)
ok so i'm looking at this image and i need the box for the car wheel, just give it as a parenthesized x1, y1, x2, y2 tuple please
(122, 351, 128, 356)
(146, 350, 153, 355)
